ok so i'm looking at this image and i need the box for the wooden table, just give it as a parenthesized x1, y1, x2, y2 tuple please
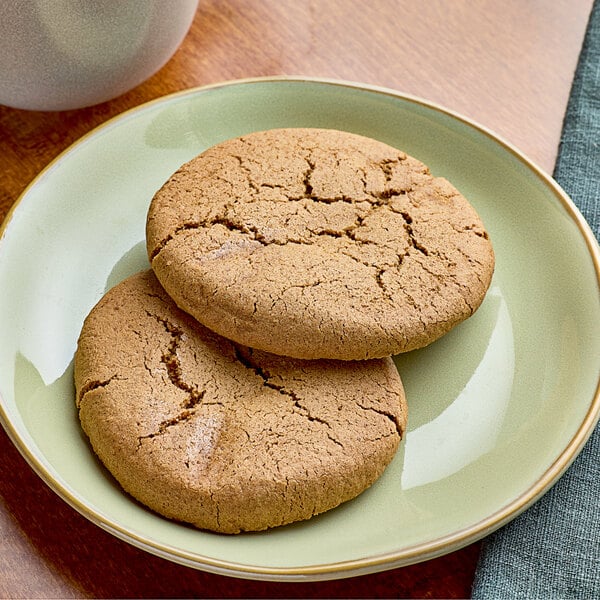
(0, 1, 593, 597)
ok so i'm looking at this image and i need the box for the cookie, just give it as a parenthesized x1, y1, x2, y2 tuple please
(146, 128, 495, 360)
(74, 270, 407, 534)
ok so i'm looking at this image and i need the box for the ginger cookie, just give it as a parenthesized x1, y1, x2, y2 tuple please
(74, 270, 407, 534)
(146, 128, 495, 360)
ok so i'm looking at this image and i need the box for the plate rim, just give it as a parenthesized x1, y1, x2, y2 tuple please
(1, 75, 599, 581)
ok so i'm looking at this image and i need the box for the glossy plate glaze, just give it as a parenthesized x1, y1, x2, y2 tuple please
(0, 78, 599, 581)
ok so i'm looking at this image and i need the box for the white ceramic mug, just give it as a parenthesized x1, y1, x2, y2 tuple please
(0, 0, 199, 111)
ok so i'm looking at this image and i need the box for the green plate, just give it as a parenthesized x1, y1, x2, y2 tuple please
(1, 78, 599, 581)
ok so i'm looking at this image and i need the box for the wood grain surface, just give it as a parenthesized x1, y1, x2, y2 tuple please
(0, 1, 593, 598)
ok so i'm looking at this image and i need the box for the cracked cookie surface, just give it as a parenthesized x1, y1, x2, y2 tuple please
(146, 128, 495, 360)
(74, 270, 407, 533)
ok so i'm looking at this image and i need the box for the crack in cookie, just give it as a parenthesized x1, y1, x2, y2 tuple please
(76, 374, 119, 408)
(232, 345, 344, 448)
(136, 310, 207, 443)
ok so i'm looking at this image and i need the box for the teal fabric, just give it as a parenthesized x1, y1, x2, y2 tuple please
(472, 2, 600, 598)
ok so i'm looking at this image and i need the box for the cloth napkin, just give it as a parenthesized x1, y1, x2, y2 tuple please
(471, 2, 600, 598)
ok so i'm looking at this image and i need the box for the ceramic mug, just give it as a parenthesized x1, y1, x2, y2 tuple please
(0, 0, 199, 111)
